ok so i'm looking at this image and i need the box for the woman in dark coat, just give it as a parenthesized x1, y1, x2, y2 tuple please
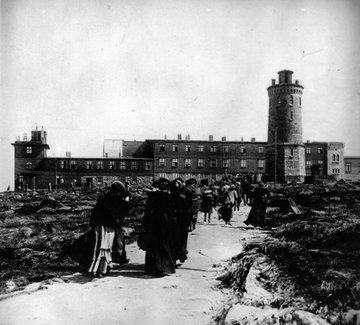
(201, 188, 214, 223)
(244, 183, 269, 227)
(88, 181, 130, 276)
(170, 179, 191, 263)
(142, 178, 176, 276)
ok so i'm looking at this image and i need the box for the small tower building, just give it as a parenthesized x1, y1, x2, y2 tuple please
(266, 70, 305, 182)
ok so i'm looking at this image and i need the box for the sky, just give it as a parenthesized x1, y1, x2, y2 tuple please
(1, 0, 360, 190)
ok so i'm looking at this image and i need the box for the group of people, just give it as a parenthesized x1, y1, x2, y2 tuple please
(67, 175, 269, 278)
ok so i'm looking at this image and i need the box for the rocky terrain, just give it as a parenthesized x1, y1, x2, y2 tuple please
(0, 180, 359, 324)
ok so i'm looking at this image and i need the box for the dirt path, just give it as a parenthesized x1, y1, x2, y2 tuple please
(0, 206, 258, 325)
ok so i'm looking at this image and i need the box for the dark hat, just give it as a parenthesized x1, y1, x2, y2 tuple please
(185, 178, 197, 186)
(157, 177, 171, 190)
(110, 181, 126, 197)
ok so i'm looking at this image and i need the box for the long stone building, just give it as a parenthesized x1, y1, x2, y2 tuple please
(11, 70, 359, 190)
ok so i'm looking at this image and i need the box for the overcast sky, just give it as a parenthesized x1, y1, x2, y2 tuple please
(1, 0, 360, 190)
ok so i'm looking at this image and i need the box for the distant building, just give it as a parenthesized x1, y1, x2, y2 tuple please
(11, 70, 360, 190)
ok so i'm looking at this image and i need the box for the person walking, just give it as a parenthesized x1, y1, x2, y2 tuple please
(220, 184, 238, 225)
(141, 178, 176, 276)
(88, 181, 130, 277)
(244, 182, 269, 227)
(200, 187, 214, 223)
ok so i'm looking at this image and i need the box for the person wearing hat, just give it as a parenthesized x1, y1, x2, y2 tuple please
(88, 181, 130, 277)
(141, 178, 176, 276)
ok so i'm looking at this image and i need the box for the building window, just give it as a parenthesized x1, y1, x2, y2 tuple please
(60, 160, 67, 169)
(290, 95, 293, 105)
(345, 163, 352, 173)
(223, 145, 229, 153)
(198, 145, 204, 152)
(86, 161, 93, 169)
(258, 160, 265, 168)
(306, 160, 312, 169)
(240, 146, 246, 153)
(336, 154, 340, 162)
(171, 159, 178, 168)
(159, 145, 165, 152)
(258, 147, 264, 153)
(210, 159, 217, 168)
(240, 159, 246, 168)
(210, 145, 217, 153)
(318, 148, 323, 154)
(223, 159, 230, 168)
(185, 145, 191, 152)
(159, 158, 166, 167)
(109, 161, 115, 169)
(70, 160, 76, 169)
(97, 161, 103, 169)
(306, 147, 311, 154)
(120, 161, 126, 170)
(131, 161, 137, 170)
(184, 159, 191, 168)
(318, 160, 323, 166)
(299, 97, 302, 106)
(289, 111, 293, 120)
(26, 147, 32, 154)
(26, 162, 32, 169)
(332, 168, 340, 175)
(197, 159, 204, 168)
(172, 145, 178, 152)
(290, 149, 294, 156)
(145, 162, 151, 170)
(19, 175, 24, 182)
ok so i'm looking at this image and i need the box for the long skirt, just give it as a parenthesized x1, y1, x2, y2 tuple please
(220, 204, 233, 223)
(88, 225, 115, 275)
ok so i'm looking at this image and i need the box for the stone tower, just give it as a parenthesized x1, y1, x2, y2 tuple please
(266, 70, 305, 183)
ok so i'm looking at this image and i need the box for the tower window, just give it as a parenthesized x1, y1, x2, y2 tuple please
(290, 95, 293, 105)
(277, 96, 281, 104)
(290, 149, 294, 156)
(289, 111, 294, 120)
(299, 97, 301, 106)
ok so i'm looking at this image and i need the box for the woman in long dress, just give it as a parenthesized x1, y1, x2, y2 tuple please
(142, 178, 176, 276)
(88, 181, 130, 277)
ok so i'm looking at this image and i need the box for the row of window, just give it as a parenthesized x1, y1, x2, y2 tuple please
(61, 160, 152, 170)
(305, 160, 324, 169)
(276, 95, 301, 106)
(159, 144, 265, 153)
(305, 147, 324, 154)
(158, 158, 265, 169)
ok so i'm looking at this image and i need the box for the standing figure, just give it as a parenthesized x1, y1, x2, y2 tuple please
(244, 183, 269, 227)
(88, 181, 130, 277)
(142, 178, 176, 276)
(185, 178, 201, 232)
(201, 187, 214, 223)
(220, 184, 238, 225)
(234, 182, 242, 211)
(170, 179, 191, 264)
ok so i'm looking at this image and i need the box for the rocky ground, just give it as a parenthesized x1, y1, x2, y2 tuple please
(0, 180, 359, 324)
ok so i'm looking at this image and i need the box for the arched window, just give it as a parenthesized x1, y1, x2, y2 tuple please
(333, 154, 336, 162)
(336, 154, 340, 162)
(290, 95, 293, 105)
(289, 111, 294, 120)
(299, 97, 301, 106)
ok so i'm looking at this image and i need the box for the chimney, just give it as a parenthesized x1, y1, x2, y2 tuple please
(209, 135, 214, 141)
(23, 133, 28, 141)
(251, 137, 255, 142)
(66, 152, 71, 158)
(185, 134, 190, 140)
(272, 79, 276, 86)
(221, 136, 226, 142)
(164, 134, 167, 140)
(306, 140, 310, 143)
(177, 134, 182, 140)
(295, 80, 299, 85)
(241, 136, 244, 142)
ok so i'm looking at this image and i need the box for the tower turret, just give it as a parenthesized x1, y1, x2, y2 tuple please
(266, 70, 305, 183)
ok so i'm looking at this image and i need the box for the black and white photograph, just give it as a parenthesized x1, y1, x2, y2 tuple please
(0, 0, 359, 324)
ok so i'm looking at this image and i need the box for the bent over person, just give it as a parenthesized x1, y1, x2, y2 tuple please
(88, 181, 130, 277)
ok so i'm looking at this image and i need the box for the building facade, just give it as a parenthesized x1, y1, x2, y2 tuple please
(12, 70, 359, 190)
